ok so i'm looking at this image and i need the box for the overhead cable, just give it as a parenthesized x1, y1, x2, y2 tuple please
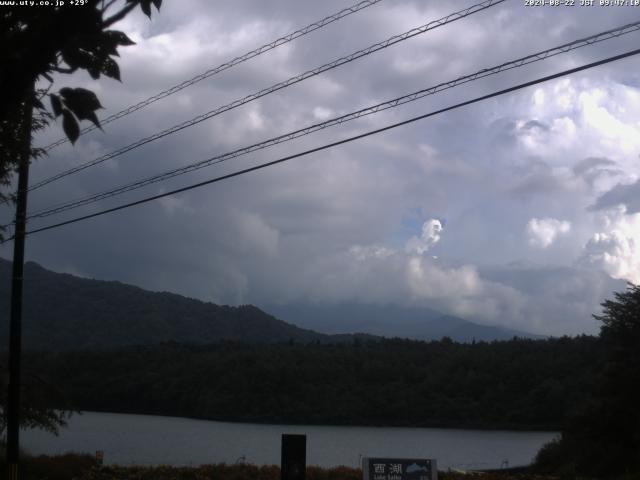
(41, 0, 386, 151)
(8, 47, 639, 241)
(25, 19, 640, 220)
(28, 0, 504, 192)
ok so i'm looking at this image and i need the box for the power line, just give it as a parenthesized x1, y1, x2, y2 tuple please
(27, 0, 504, 192)
(41, 0, 386, 151)
(24, 19, 640, 220)
(9, 47, 639, 242)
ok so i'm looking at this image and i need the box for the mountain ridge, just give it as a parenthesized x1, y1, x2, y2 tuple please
(262, 302, 542, 342)
(0, 258, 341, 350)
(0, 258, 539, 351)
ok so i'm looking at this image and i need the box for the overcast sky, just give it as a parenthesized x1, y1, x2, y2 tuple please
(3, 0, 640, 336)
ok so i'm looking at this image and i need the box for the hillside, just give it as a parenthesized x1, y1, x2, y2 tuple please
(0, 259, 332, 350)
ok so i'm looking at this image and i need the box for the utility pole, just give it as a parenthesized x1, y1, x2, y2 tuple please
(6, 85, 34, 480)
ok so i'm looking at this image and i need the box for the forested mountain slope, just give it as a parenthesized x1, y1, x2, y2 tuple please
(0, 259, 331, 350)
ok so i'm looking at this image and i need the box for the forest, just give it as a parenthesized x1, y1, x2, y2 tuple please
(19, 335, 600, 431)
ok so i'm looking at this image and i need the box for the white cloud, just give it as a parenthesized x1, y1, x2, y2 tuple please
(579, 87, 640, 155)
(247, 108, 265, 131)
(533, 88, 545, 106)
(407, 256, 479, 297)
(312, 106, 333, 120)
(582, 207, 640, 284)
(406, 219, 443, 255)
(406, 256, 527, 325)
(526, 218, 571, 248)
(512, 78, 640, 179)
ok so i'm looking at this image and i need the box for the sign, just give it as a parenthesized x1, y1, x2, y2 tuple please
(362, 457, 437, 480)
(281, 434, 306, 480)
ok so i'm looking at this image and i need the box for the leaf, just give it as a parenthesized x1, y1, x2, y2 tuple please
(58, 87, 73, 100)
(101, 57, 121, 81)
(60, 47, 89, 71)
(86, 111, 102, 130)
(87, 64, 101, 80)
(151, 0, 162, 10)
(50, 94, 63, 118)
(104, 30, 136, 47)
(62, 46, 104, 79)
(59, 88, 103, 130)
(140, 0, 152, 17)
(62, 109, 80, 144)
(60, 87, 103, 113)
(33, 98, 45, 110)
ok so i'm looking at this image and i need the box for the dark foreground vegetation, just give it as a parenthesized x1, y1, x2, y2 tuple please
(532, 285, 640, 478)
(2, 285, 638, 478)
(0, 451, 567, 480)
(21, 335, 599, 431)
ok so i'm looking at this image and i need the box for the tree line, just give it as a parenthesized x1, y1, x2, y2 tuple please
(19, 335, 600, 431)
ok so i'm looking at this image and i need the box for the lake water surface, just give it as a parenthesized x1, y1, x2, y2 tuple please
(21, 412, 557, 471)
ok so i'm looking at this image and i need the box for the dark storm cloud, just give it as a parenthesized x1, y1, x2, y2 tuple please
(591, 179, 640, 214)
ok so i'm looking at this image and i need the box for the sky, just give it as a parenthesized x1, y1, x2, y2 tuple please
(2, 0, 640, 336)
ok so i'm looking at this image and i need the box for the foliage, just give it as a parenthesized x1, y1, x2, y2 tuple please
(0, 0, 162, 203)
(76, 464, 283, 480)
(532, 438, 575, 478)
(0, 0, 161, 437)
(0, 362, 74, 436)
(0, 461, 362, 480)
(534, 284, 640, 477)
(0, 455, 573, 480)
(21, 336, 601, 431)
(0, 451, 99, 480)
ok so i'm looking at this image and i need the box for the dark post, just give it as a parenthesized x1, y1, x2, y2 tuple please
(6, 86, 34, 480)
(281, 434, 306, 480)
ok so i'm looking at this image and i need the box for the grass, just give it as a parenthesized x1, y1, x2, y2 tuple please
(5, 453, 638, 480)
(0, 453, 562, 480)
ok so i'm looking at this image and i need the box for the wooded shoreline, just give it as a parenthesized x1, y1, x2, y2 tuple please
(17, 336, 600, 432)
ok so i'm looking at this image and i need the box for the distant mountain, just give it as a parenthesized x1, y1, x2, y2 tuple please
(0, 259, 362, 351)
(0, 258, 538, 351)
(261, 302, 542, 342)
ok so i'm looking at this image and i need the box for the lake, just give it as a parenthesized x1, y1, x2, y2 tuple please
(21, 412, 557, 471)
